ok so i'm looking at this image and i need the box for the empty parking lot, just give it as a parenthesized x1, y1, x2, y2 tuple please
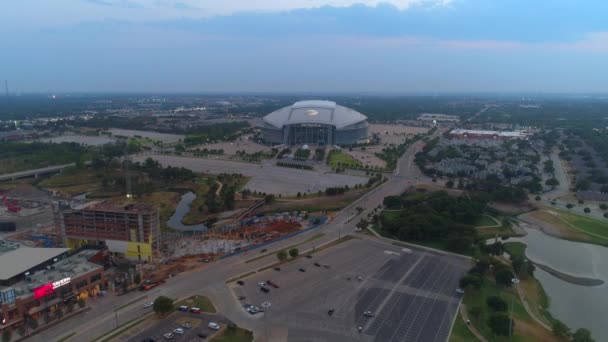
(231, 238, 470, 342)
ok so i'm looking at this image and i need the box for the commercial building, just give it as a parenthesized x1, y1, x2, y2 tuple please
(449, 129, 530, 140)
(260, 100, 368, 146)
(56, 202, 160, 262)
(0, 241, 106, 333)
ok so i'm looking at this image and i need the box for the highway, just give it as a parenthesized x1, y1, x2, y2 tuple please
(0, 164, 75, 182)
(29, 139, 431, 342)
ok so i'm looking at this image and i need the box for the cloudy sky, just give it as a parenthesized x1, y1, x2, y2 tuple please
(1, 0, 607, 93)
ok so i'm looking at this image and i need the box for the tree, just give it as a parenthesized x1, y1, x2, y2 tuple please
(264, 194, 275, 204)
(296, 192, 301, 198)
(446, 180, 454, 188)
(67, 302, 75, 313)
(487, 313, 513, 336)
(288, 248, 299, 258)
(566, 203, 574, 209)
(572, 328, 594, 342)
(16, 326, 25, 337)
(545, 178, 559, 186)
(28, 319, 38, 330)
(535, 196, 541, 201)
(2, 330, 11, 342)
(153, 296, 174, 317)
(459, 274, 483, 290)
(134, 273, 142, 284)
(495, 269, 515, 287)
(469, 306, 482, 320)
(277, 250, 287, 261)
(584, 207, 591, 213)
(486, 296, 508, 312)
(551, 320, 570, 339)
(55, 307, 63, 320)
(600, 203, 608, 210)
(78, 299, 86, 308)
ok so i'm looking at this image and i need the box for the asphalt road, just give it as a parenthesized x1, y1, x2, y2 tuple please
(32, 137, 441, 342)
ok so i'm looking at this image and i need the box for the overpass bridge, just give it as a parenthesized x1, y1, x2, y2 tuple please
(0, 163, 75, 182)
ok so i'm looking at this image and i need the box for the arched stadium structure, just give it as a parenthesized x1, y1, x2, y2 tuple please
(260, 100, 368, 146)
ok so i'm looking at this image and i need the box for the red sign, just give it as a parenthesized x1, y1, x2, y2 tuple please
(33, 283, 54, 299)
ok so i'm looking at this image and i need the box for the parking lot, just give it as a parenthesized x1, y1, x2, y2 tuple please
(126, 310, 230, 342)
(231, 238, 470, 342)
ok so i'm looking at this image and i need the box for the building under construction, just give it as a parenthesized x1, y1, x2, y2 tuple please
(56, 202, 160, 262)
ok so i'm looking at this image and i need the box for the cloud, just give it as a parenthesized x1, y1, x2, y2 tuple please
(85, 0, 143, 8)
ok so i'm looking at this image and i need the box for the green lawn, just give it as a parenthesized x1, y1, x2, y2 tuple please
(475, 214, 500, 227)
(503, 242, 527, 259)
(190, 295, 216, 313)
(211, 327, 253, 342)
(327, 150, 361, 168)
(555, 209, 608, 241)
(449, 314, 480, 342)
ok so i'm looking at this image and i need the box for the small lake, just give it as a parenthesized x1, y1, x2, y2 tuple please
(509, 229, 608, 341)
(166, 191, 208, 232)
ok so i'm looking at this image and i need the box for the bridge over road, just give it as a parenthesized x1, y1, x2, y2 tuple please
(0, 163, 75, 182)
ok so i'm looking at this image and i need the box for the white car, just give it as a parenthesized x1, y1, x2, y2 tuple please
(258, 282, 266, 288)
(363, 311, 374, 317)
(456, 288, 465, 294)
(163, 332, 174, 340)
(511, 278, 520, 284)
(174, 328, 185, 335)
(182, 322, 192, 329)
(143, 302, 154, 308)
(208, 322, 220, 330)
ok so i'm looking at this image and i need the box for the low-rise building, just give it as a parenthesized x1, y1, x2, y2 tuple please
(0, 243, 106, 333)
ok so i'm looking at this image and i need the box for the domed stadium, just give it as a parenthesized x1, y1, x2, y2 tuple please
(260, 100, 368, 146)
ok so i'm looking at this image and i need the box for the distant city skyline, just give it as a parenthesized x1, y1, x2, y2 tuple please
(1, 0, 607, 93)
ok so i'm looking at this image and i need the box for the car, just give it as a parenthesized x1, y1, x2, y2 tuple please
(182, 322, 192, 329)
(143, 301, 154, 308)
(327, 309, 335, 316)
(323, 264, 330, 269)
(242, 303, 253, 308)
(190, 307, 201, 314)
(237, 280, 244, 286)
(512, 278, 521, 284)
(456, 288, 465, 294)
(178, 305, 189, 312)
(274, 267, 281, 271)
(306, 255, 313, 259)
(98, 290, 108, 297)
(363, 311, 374, 317)
(261, 287, 270, 293)
(313, 262, 321, 267)
(203, 258, 211, 263)
(174, 328, 185, 335)
(141, 339, 156, 342)
(260, 248, 267, 253)
(267, 280, 279, 288)
(197, 333, 207, 339)
(208, 322, 220, 330)
(299, 268, 306, 272)
(356, 276, 363, 281)
(238, 296, 246, 300)
(258, 282, 267, 288)
(163, 333, 174, 340)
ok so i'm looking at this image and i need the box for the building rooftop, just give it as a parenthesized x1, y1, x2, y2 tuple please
(0, 247, 70, 281)
(75, 201, 156, 214)
(1, 249, 103, 299)
(262, 100, 367, 130)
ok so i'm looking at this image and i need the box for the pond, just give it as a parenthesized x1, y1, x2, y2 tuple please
(166, 191, 208, 232)
(508, 229, 608, 341)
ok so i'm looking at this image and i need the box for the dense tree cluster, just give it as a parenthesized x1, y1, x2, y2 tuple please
(380, 191, 485, 253)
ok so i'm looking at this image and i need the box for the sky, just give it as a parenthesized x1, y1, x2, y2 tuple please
(1, 0, 607, 93)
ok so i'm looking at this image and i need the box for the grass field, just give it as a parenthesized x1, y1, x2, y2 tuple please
(327, 150, 361, 168)
(532, 208, 608, 246)
(556, 209, 608, 240)
(462, 279, 557, 342)
(475, 214, 500, 227)
(210, 326, 253, 342)
(449, 314, 480, 342)
(504, 242, 527, 259)
(176, 295, 216, 313)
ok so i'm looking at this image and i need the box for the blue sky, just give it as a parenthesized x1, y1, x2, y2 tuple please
(1, 0, 607, 93)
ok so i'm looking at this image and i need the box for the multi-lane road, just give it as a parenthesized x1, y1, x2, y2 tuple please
(29, 137, 433, 342)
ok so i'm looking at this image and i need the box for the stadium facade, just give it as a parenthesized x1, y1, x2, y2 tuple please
(260, 100, 368, 146)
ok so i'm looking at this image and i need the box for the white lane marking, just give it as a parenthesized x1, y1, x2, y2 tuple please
(384, 251, 401, 256)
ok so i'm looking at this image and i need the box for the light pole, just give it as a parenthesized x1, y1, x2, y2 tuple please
(261, 301, 271, 341)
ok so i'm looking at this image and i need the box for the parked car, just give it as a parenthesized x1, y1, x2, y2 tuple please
(143, 302, 154, 308)
(267, 280, 279, 288)
(208, 322, 220, 330)
(182, 322, 192, 329)
(261, 287, 270, 293)
(456, 288, 465, 294)
(299, 268, 306, 272)
(237, 280, 245, 286)
(174, 328, 185, 335)
(197, 333, 207, 339)
(274, 267, 281, 271)
(323, 264, 330, 269)
(327, 309, 335, 316)
(190, 307, 201, 314)
(314, 262, 321, 267)
(258, 282, 267, 288)
(363, 311, 374, 317)
(306, 255, 313, 259)
(178, 305, 189, 312)
(238, 296, 246, 300)
(163, 333, 174, 340)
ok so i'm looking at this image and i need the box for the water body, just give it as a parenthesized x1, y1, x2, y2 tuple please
(509, 229, 608, 341)
(166, 191, 208, 231)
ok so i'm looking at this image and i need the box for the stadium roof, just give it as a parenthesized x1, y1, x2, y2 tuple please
(0, 247, 69, 281)
(263, 100, 367, 130)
